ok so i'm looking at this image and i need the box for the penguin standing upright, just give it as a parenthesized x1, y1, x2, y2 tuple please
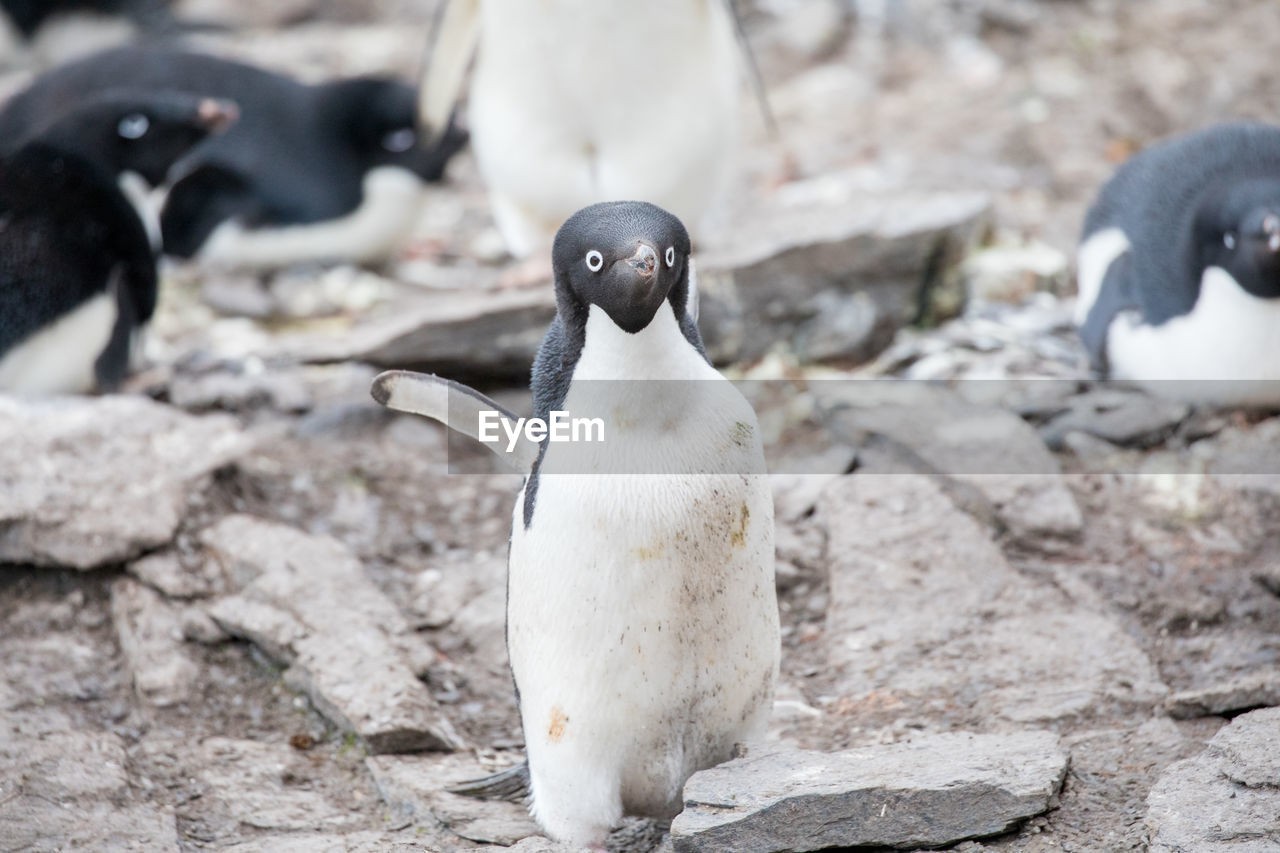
(422, 0, 746, 264)
(373, 201, 779, 849)
(1076, 121, 1280, 405)
(0, 90, 236, 394)
(0, 47, 468, 269)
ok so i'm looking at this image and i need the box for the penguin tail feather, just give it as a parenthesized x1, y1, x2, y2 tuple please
(446, 761, 531, 802)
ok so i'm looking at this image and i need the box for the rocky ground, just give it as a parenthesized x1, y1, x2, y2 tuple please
(3, 1, 1280, 852)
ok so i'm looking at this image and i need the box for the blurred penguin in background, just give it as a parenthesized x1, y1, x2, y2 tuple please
(421, 0, 754, 283)
(0, 0, 174, 68)
(1076, 122, 1280, 407)
(0, 47, 469, 269)
(0, 90, 235, 395)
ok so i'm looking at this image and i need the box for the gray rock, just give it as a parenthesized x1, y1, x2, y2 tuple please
(279, 285, 555, 381)
(1207, 417, 1280, 496)
(147, 737, 368, 834)
(1039, 388, 1191, 450)
(671, 732, 1068, 852)
(270, 193, 988, 378)
(818, 386, 1082, 542)
(366, 753, 539, 845)
(128, 550, 218, 599)
(821, 475, 1165, 725)
(0, 396, 251, 569)
(0, 731, 179, 851)
(1147, 707, 1280, 852)
(111, 578, 199, 708)
(700, 191, 992, 366)
(203, 515, 463, 752)
(1165, 672, 1280, 719)
(219, 832, 427, 853)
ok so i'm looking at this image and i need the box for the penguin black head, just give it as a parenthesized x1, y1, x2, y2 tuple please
(1196, 178, 1280, 298)
(29, 90, 238, 185)
(318, 77, 469, 182)
(551, 201, 693, 334)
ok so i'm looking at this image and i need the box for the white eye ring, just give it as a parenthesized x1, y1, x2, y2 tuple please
(585, 250, 604, 272)
(118, 114, 150, 139)
(1224, 232, 1237, 250)
(665, 246, 676, 267)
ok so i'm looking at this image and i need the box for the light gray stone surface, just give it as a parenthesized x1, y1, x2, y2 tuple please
(0, 731, 179, 852)
(203, 515, 464, 752)
(1165, 673, 1280, 720)
(0, 396, 251, 569)
(1147, 707, 1280, 852)
(670, 732, 1068, 852)
(111, 577, 199, 708)
(820, 475, 1165, 725)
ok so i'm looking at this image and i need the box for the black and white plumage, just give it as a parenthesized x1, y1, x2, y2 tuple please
(0, 0, 171, 37)
(422, 0, 748, 259)
(0, 47, 468, 268)
(373, 201, 778, 849)
(0, 90, 234, 394)
(1077, 122, 1280, 405)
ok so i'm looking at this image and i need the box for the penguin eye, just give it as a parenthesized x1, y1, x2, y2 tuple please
(381, 128, 416, 153)
(585, 250, 604, 272)
(1224, 232, 1238, 250)
(665, 246, 676, 267)
(117, 114, 150, 140)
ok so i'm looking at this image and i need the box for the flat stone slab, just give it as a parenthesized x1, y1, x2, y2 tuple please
(366, 753, 539, 846)
(1147, 706, 1280, 852)
(0, 396, 251, 569)
(203, 515, 463, 752)
(111, 577, 199, 708)
(671, 732, 1068, 852)
(220, 833, 427, 853)
(820, 475, 1165, 725)
(1165, 672, 1280, 719)
(818, 384, 1083, 542)
(0, 731, 178, 851)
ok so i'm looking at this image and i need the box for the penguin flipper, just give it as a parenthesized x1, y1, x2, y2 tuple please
(446, 761, 530, 803)
(371, 369, 539, 474)
(420, 0, 481, 141)
(1079, 250, 1139, 376)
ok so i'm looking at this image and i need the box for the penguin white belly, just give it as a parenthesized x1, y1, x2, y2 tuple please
(506, 306, 778, 845)
(1107, 267, 1280, 405)
(467, 0, 740, 256)
(0, 291, 115, 395)
(195, 167, 427, 269)
(1074, 227, 1130, 325)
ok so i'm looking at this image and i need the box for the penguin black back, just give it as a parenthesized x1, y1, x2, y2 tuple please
(0, 47, 467, 259)
(1082, 122, 1280, 326)
(0, 0, 172, 38)
(0, 90, 233, 391)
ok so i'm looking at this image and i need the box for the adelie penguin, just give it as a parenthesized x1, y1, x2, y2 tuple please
(1077, 121, 1280, 406)
(372, 201, 780, 849)
(0, 47, 468, 269)
(0, 90, 236, 394)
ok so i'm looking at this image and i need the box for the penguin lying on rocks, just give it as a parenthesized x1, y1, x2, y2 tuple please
(372, 201, 779, 849)
(1077, 121, 1280, 406)
(0, 90, 236, 394)
(0, 46, 468, 268)
(421, 0, 767, 278)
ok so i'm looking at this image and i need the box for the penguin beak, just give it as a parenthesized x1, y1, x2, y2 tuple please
(196, 99, 239, 133)
(1264, 213, 1280, 253)
(627, 243, 659, 279)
